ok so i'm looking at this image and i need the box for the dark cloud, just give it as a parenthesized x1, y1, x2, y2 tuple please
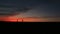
(0, 4, 32, 16)
(0, 7, 32, 16)
(0, 0, 37, 16)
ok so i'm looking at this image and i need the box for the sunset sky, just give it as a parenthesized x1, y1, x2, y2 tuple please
(0, 0, 60, 22)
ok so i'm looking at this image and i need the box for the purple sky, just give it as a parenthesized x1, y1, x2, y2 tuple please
(0, 0, 60, 17)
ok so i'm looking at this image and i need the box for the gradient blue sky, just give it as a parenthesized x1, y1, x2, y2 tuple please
(0, 0, 60, 17)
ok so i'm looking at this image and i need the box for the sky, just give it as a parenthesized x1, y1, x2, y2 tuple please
(0, 0, 60, 17)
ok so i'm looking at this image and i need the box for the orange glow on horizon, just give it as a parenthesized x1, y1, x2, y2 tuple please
(0, 17, 60, 22)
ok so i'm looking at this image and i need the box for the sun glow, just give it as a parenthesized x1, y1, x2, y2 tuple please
(0, 16, 60, 22)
